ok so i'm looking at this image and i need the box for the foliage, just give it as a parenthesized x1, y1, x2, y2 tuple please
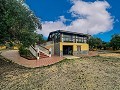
(19, 45, 28, 56)
(19, 45, 36, 59)
(36, 34, 46, 44)
(88, 37, 114, 50)
(88, 37, 102, 50)
(19, 30, 39, 47)
(110, 34, 120, 50)
(0, 0, 42, 47)
(88, 34, 120, 50)
(102, 41, 110, 50)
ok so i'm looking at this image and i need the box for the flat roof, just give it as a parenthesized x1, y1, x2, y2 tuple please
(49, 30, 90, 36)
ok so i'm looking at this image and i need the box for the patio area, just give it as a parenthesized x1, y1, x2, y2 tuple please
(1, 50, 64, 68)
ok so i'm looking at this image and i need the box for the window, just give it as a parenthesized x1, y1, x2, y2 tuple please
(83, 37, 87, 43)
(77, 46, 81, 51)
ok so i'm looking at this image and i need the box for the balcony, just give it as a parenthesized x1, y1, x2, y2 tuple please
(62, 37, 87, 43)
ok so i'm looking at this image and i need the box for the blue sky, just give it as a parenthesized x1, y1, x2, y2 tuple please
(25, 0, 120, 42)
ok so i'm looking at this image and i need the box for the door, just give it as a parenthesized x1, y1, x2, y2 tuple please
(63, 45, 73, 55)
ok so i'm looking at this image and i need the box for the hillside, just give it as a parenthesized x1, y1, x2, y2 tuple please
(0, 55, 120, 90)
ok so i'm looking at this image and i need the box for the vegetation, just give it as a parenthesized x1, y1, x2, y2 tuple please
(88, 37, 102, 50)
(0, 0, 42, 47)
(0, 54, 120, 90)
(19, 45, 36, 60)
(88, 34, 120, 50)
(36, 34, 46, 45)
(110, 34, 120, 50)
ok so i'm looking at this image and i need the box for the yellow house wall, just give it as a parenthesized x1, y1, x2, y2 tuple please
(60, 42, 89, 51)
(13, 46, 19, 50)
(0, 46, 6, 50)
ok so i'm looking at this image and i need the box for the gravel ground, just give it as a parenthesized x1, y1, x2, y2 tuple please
(99, 53, 120, 58)
(0, 55, 120, 90)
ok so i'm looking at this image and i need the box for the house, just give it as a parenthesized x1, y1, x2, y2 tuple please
(29, 30, 90, 59)
(44, 30, 90, 57)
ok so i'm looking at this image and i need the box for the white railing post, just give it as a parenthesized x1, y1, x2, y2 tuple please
(61, 34, 63, 42)
(29, 46, 38, 59)
(49, 48, 51, 57)
(37, 48, 40, 60)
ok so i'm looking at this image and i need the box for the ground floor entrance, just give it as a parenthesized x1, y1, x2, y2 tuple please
(63, 45, 73, 55)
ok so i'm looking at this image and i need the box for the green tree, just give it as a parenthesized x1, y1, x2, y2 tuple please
(110, 34, 120, 50)
(36, 34, 46, 44)
(102, 41, 110, 50)
(0, 0, 42, 47)
(88, 37, 102, 50)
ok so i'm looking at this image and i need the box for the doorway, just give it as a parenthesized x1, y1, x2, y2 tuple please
(63, 45, 73, 55)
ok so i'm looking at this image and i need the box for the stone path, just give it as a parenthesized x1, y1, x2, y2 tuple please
(1, 50, 64, 68)
(63, 55, 80, 59)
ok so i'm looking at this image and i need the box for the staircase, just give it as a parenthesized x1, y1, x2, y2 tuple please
(29, 45, 51, 59)
(40, 41, 54, 47)
(40, 52, 49, 59)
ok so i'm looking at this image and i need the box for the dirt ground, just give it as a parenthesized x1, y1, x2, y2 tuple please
(0, 54, 120, 90)
(99, 53, 120, 58)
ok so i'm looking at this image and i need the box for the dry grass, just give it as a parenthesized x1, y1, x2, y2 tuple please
(0, 54, 120, 90)
(100, 53, 120, 58)
(99, 50, 120, 58)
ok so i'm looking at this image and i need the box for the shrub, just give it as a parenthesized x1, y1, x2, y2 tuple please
(9, 42, 14, 47)
(19, 46, 28, 56)
(19, 45, 36, 60)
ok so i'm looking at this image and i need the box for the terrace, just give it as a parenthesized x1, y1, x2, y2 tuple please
(48, 30, 90, 43)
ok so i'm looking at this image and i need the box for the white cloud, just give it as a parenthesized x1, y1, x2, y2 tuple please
(38, 17, 67, 36)
(38, 0, 114, 37)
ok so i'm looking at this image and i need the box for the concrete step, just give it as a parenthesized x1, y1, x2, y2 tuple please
(39, 51, 49, 59)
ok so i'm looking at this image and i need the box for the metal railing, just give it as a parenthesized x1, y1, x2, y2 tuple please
(36, 45, 51, 57)
(29, 46, 37, 58)
(39, 45, 50, 55)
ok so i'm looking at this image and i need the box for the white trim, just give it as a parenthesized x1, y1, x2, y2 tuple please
(39, 49, 51, 57)
(29, 46, 37, 58)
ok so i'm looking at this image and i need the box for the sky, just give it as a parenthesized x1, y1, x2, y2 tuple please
(25, 0, 120, 42)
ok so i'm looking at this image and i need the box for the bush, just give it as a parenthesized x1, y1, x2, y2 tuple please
(19, 45, 36, 60)
(19, 46, 27, 56)
(9, 42, 14, 47)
